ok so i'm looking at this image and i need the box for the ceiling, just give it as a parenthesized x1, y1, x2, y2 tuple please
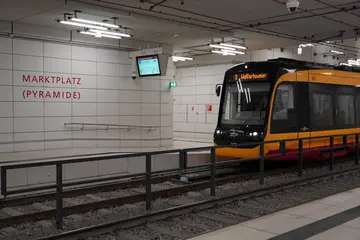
(0, 0, 359, 56)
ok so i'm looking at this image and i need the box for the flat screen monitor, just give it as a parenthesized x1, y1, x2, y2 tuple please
(136, 54, 161, 77)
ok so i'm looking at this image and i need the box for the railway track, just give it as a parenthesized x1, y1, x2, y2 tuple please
(0, 157, 357, 239)
(37, 164, 360, 240)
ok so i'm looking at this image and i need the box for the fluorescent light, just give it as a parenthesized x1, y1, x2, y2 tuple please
(172, 56, 193, 61)
(297, 47, 302, 55)
(357, 59, 360, 62)
(58, 20, 108, 30)
(225, 49, 245, 55)
(89, 29, 131, 37)
(220, 43, 247, 50)
(79, 31, 121, 39)
(69, 17, 119, 28)
(209, 44, 235, 51)
(299, 43, 313, 48)
(340, 63, 351, 66)
(348, 60, 360, 66)
(330, 50, 344, 55)
(211, 50, 236, 56)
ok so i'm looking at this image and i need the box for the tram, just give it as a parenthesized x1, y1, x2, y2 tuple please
(214, 58, 360, 160)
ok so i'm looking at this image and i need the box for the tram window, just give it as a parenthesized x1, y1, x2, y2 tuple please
(336, 94, 355, 125)
(272, 84, 295, 121)
(312, 93, 333, 129)
(270, 83, 297, 133)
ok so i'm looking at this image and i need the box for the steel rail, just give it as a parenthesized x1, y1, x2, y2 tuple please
(35, 165, 360, 240)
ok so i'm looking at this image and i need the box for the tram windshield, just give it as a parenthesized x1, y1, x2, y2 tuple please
(222, 81, 270, 125)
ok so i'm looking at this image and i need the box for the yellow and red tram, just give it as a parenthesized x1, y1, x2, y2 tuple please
(214, 58, 360, 160)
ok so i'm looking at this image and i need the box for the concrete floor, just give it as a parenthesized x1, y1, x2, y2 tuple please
(189, 187, 360, 240)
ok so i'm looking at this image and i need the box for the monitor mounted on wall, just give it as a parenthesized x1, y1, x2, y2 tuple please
(136, 54, 161, 77)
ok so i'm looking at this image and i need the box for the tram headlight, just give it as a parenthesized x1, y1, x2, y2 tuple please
(253, 132, 258, 136)
(215, 129, 222, 135)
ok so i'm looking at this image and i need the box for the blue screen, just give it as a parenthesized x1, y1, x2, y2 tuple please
(137, 55, 161, 76)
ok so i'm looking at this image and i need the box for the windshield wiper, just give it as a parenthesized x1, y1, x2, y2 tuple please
(239, 105, 262, 130)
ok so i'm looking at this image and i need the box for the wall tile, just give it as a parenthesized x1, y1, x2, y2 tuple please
(44, 58, 71, 73)
(141, 103, 160, 115)
(14, 132, 44, 142)
(141, 115, 160, 127)
(119, 64, 132, 77)
(119, 116, 140, 126)
(45, 131, 71, 140)
(122, 78, 140, 90)
(45, 117, 71, 131)
(45, 102, 71, 116)
(97, 76, 120, 90)
(141, 91, 160, 103)
(14, 142, 45, 151)
(14, 102, 44, 117)
(72, 102, 97, 116)
(98, 103, 120, 116)
(0, 54, 12, 70)
(161, 103, 173, 115)
(161, 115, 173, 127)
(97, 62, 120, 77)
(13, 39, 43, 56)
(118, 52, 131, 64)
(97, 49, 121, 63)
(120, 103, 141, 116)
(173, 113, 186, 122)
(13, 55, 43, 72)
(119, 90, 141, 103)
(0, 86, 12, 101)
(44, 42, 71, 59)
(72, 60, 96, 75)
(0, 37, 12, 54)
(45, 140, 72, 150)
(0, 118, 13, 133)
(0, 102, 13, 117)
(14, 117, 44, 133)
(97, 89, 119, 103)
(141, 79, 160, 91)
(0, 133, 13, 143)
(72, 46, 96, 61)
(0, 70, 13, 85)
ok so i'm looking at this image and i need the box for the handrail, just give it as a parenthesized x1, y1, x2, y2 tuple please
(1, 132, 359, 230)
(64, 122, 158, 132)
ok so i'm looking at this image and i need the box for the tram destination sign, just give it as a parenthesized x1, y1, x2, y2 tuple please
(234, 73, 268, 81)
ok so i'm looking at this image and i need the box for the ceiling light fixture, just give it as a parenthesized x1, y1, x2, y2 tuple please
(330, 50, 344, 55)
(209, 44, 236, 51)
(219, 43, 247, 50)
(79, 31, 122, 39)
(225, 49, 245, 55)
(89, 29, 131, 38)
(211, 50, 236, 56)
(297, 47, 302, 55)
(57, 20, 108, 30)
(348, 59, 360, 66)
(172, 56, 193, 62)
(68, 17, 119, 28)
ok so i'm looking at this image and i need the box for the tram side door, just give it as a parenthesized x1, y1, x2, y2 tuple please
(296, 71, 311, 154)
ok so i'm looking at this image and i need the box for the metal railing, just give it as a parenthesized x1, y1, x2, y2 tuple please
(64, 123, 158, 132)
(0, 133, 359, 229)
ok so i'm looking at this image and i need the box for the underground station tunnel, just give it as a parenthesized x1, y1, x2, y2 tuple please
(0, 0, 360, 239)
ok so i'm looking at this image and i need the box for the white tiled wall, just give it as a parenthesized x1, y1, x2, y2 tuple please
(174, 64, 231, 142)
(0, 37, 173, 152)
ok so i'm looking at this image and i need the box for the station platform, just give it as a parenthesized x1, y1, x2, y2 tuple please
(0, 140, 215, 192)
(0, 140, 210, 164)
(189, 187, 360, 240)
